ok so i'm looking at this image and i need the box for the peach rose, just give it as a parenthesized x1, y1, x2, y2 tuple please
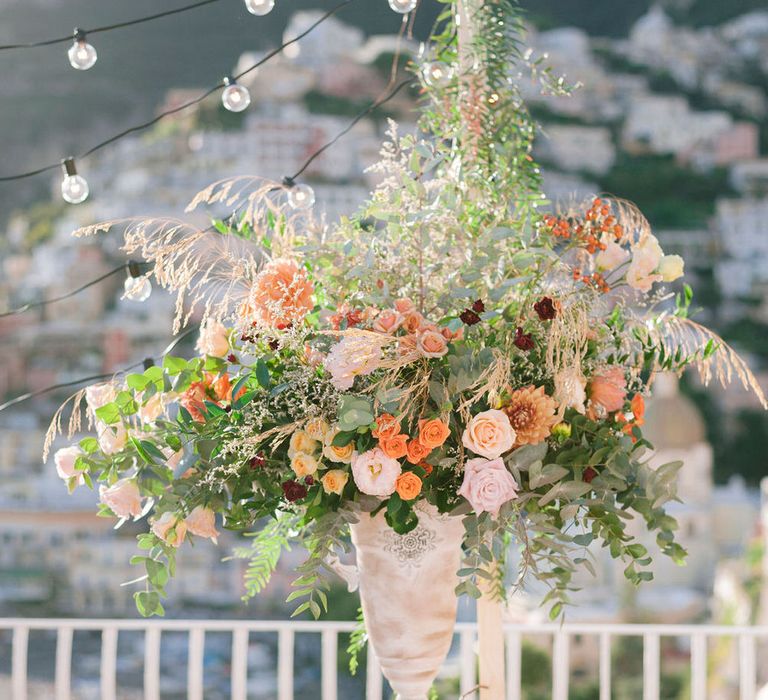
(321, 469, 349, 495)
(351, 448, 401, 497)
(97, 422, 127, 455)
(441, 326, 464, 341)
(405, 438, 431, 465)
(588, 367, 627, 414)
(151, 512, 187, 547)
(418, 418, 451, 449)
(372, 309, 403, 334)
(54, 446, 83, 483)
(290, 452, 319, 478)
(379, 434, 408, 460)
(626, 235, 663, 293)
(248, 258, 314, 328)
(323, 430, 355, 464)
(416, 330, 449, 358)
(372, 414, 401, 440)
(398, 334, 419, 356)
(185, 506, 219, 543)
(289, 430, 319, 457)
(402, 311, 424, 334)
(462, 409, 516, 459)
(458, 457, 519, 517)
(99, 479, 143, 519)
(395, 472, 422, 501)
(394, 298, 415, 314)
(85, 382, 117, 414)
(196, 319, 230, 358)
(305, 417, 330, 442)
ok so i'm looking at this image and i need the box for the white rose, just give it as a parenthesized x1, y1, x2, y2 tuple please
(658, 254, 684, 282)
(196, 319, 230, 358)
(97, 422, 128, 455)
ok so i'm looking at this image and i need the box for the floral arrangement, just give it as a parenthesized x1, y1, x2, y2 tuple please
(48, 1, 765, 620)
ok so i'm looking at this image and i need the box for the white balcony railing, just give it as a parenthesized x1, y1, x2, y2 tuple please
(1, 618, 767, 699)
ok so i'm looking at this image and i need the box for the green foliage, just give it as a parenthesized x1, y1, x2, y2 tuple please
(346, 606, 367, 676)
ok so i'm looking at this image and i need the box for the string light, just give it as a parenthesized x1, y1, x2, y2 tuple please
(0, 0, 357, 187)
(123, 261, 153, 302)
(68, 29, 97, 70)
(388, 0, 418, 13)
(244, 0, 275, 15)
(221, 77, 251, 113)
(422, 61, 453, 88)
(285, 181, 316, 210)
(60, 158, 89, 204)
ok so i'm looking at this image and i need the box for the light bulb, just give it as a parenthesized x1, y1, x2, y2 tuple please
(422, 61, 453, 88)
(244, 0, 275, 15)
(60, 158, 89, 204)
(124, 275, 152, 302)
(388, 0, 417, 13)
(68, 29, 97, 70)
(287, 183, 315, 210)
(221, 78, 251, 113)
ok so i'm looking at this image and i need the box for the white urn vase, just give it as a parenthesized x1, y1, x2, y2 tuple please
(349, 504, 465, 700)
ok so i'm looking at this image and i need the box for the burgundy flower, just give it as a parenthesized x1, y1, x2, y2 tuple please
(250, 453, 266, 469)
(534, 297, 557, 321)
(513, 327, 534, 351)
(583, 467, 598, 484)
(281, 480, 308, 502)
(460, 309, 481, 326)
(227, 353, 237, 364)
(268, 338, 280, 351)
(472, 299, 485, 313)
(304, 475, 315, 486)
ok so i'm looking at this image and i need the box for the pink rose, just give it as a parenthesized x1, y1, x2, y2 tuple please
(458, 457, 519, 517)
(54, 446, 83, 483)
(351, 447, 402, 497)
(196, 319, 230, 358)
(416, 329, 448, 358)
(97, 422, 127, 455)
(324, 336, 383, 390)
(462, 410, 516, 459)
(394, 298, 415, 314)
(372, 309, 403, 334)
(99, 479, 143, 519)
(184, 506, 219, 543)
(85, 382, 116, 413)
(151, 511, 188, 547)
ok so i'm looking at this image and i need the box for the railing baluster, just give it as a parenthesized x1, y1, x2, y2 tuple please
(739, 634, 756, 700)
(459, 628, 476, 696)
(690, 633, 707, 700)
(55, 626, 73, 700)
(643, 633, 660, 700)
(11, 625, 28, 700)
(365, 645, 383, 700)
(599, 632, 611, 700)
(187, 627, 205, 700)
(278, 627, 294, 700)
(231, 628, 248, 700)
(505, 631, 521, 700)
(552, 631, 570, 700)
(100, 626, 118, 700)
(144, 627, 161, 700)
(321, 629, 338, 700)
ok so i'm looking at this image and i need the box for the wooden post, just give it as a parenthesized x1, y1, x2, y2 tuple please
(457, 2, 506, 697)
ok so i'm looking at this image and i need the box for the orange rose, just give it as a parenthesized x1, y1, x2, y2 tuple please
(372, 413, 401, 440)
(417, 460, 434, 476)
(395, 472, 422, 501)
(405, 438, 431, 465)
(418, 418, 450, 449)
(631, 393, 645, 425)
(380, 434, 408, 459)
